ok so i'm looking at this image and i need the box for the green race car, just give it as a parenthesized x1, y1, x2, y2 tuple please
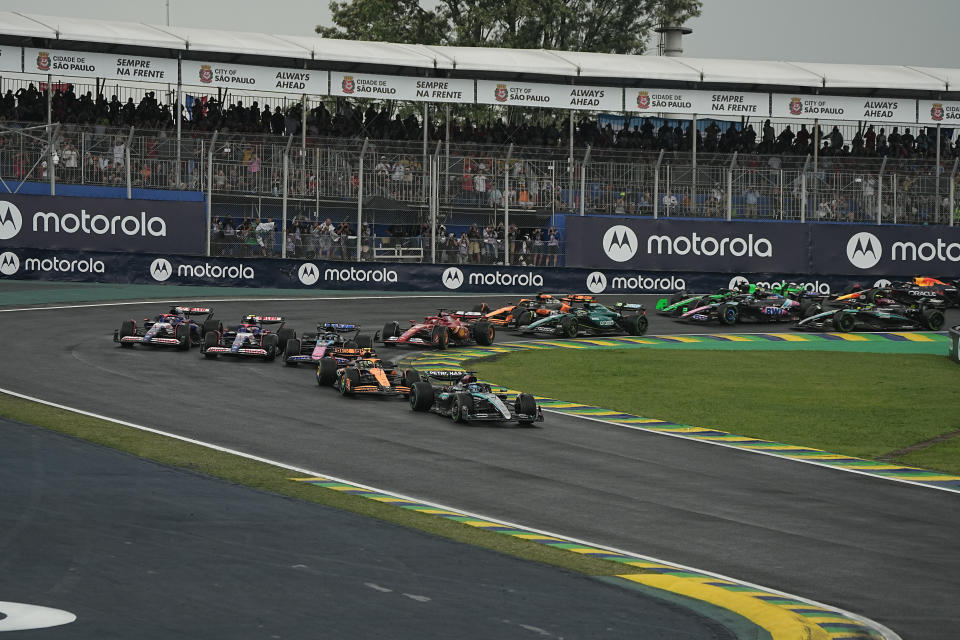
(518, 295, 648, 339)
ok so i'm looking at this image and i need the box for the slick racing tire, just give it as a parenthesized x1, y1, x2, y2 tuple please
(355, 334, 373, 349)
(119, 320, 136, 348)
(285, 339, 302, 365)
(381, 322, 401, 347)
(276, 328, 296, 355)
(452, 393, 471, 423)
(668, 291, 688, 304)
(718, 303, 739, 326)
(515, 393, 538, 425)
(922, 308, 945, 331)
(832, 311, 856, 332)
(403, 369, 422, 388)
(515, 310, 535, 327)
(800, 302, 822, 318)
(317, 357, 338, 386)
(201, 318, 221, 338)
(175, 323, 191, 350)
(203, 331, 219, 358)
(624, 314, 648, 336)
(559, 315, 578, 339)
(473, 321, 495, 346)
(261, 334, 279, 362)
(409, 381, 434, 411)
(340, 368, 360, 396)
(431, 326, 449, 350)
(472, 303, 490, 313)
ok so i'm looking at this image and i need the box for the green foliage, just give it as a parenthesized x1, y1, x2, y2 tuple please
(317, 0, 702, 55)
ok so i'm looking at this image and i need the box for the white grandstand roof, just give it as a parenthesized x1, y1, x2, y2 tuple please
(0, 11, 956, 94)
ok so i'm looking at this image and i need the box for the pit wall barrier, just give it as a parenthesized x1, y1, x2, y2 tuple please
(0, 247, 919, 296)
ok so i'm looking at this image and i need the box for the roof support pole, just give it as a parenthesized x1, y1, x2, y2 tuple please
(579, 145, 591, 216)
(125, 126, 134, 199)
(935, 124, 941, 223)
(444, 104, 450, 203)
(949, 158, 958, 227)
(504, 143, 513, 265)
(48, 123, 59, 196)
(812, 118, 819, 216)
(691, 114, 698, 217)
(568, 112, 574, 186)
(877, 157, 887, 225)
(301, 93, 307, 190)
(422, 102, 429, 204)
(282, 134, 294, 258)
(357, 137, 369, 261)
(206, 130, 218, 258)
(175, 53, 182, 188)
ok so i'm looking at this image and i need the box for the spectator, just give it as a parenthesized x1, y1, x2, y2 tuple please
(255, 217, 275, 256)
(546, 227, 560, 267)
(744, 187, 760, 218)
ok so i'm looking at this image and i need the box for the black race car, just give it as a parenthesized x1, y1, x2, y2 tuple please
(115, 306, 220, 350)
(201, 314, 292, 361)
(408, 371, 543, 426)
(796, 302, 946, 332)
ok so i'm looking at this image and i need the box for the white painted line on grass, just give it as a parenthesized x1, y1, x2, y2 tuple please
(0, 386, 900, 640)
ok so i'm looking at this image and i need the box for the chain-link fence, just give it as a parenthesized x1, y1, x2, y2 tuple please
(2, 120, 958, 266)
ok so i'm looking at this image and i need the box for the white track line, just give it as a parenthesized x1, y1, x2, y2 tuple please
(0, 385, 900, 640)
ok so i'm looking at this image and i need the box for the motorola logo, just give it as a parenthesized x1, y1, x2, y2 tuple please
(846, 232, 881, 269)
(150, 258, 173, 282)
(0, 251, 20, 275)
(0, 201, 23, 240)
(586, 271, 607, 294)
(441, 266, 464, 290)
(298, 262, 319, 286)
(602, 225, 638, 262)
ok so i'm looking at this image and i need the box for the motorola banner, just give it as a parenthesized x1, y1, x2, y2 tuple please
(0, 248, 890, 295)
(0, 194, 206, 255)
(810, 225, 960, 276)
(565, 217, 809, 273)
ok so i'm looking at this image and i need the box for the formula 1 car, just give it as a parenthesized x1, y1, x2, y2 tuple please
(316, 355, 421, 397)
(679, 290, 805, 325)
(796, 302, 946, 332)
(408, 371, 543, 426)
(519, 296, 647, 338)
(656, 289, 738, 317)
(115, 306, 220, 350)
(284, 323, 373, 366)
(201, 314, 289, 361)
(378, 310, 494, 349)
(475, 293, 566, 328)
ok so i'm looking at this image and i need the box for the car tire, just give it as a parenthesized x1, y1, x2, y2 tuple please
(668, 291, 687, 304)
(516, 309, 535, 327)
(431, 326, 449, 350)
(403, 369, 421, 387)
(381, 321, 401, 347)
(340, 368, 359, 396)
(261, 334, 279, 361)
(801, 302, 822, 318)
(203, 331, 219, 358)
(175, 323, 191, 350)
(922, 308, 945, 331)
(624, 314, 648, 336)
(201, 318, 221, 338)
(718, 303, 739, 325)
(452, 393, 471, 423)
(119, 320, 136, 348)
(355, 334, 373, 349)
(284, 338, 301, 365)
(559, 315, 578, 338)
(472, 303, 490, 313)
(276, 328, 296, 355)
(515, 393, 538, 425)
(832, 311, 856, 332)
(473, 321, 495, 345)
(318, 357, 338, 386)
(409, 381, 434, 411)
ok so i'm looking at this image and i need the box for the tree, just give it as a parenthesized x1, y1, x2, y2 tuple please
(316, 0, 701, 55)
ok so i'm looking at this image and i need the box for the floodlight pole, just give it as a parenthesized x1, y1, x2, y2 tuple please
(691, 114, 698, 216)
(357, 137, 369, 260)
(935, 124, 942, 222)
(48, 123, 60, 196)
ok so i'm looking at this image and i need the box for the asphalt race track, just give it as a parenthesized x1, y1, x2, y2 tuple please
(2, 290, 959, 638)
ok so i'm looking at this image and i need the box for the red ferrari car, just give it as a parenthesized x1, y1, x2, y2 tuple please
(377, 310, 494, 349)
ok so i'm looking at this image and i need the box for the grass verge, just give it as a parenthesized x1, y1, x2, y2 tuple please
(0, 391, 622, 577)
(472, 349, 960, 475)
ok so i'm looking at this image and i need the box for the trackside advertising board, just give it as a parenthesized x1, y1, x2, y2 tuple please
(0, 247, 903, 296)
(24, 48, 178, 82)
(810, 224, 960, 276)
(0, 194, 206, 255)
(564, 217, 810, 273)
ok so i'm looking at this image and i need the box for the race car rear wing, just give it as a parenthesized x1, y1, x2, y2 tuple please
(171, 306, 212, 315)
(317, 322, 360, 332)
(244, 315, 285, 324)
(418, 369, 469, 380)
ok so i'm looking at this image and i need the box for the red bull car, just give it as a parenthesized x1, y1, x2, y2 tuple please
(115, 306, 220, 350)
(201, 314, 289, 361)
(377, 310, 494, 349)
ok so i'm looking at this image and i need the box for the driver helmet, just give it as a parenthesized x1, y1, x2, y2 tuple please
(461, 374, 478, 385)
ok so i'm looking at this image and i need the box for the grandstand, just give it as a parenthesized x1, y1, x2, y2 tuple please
(1, 11, 958, 264)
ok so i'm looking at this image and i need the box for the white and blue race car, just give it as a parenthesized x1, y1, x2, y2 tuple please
(115, 306, 220, 350)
